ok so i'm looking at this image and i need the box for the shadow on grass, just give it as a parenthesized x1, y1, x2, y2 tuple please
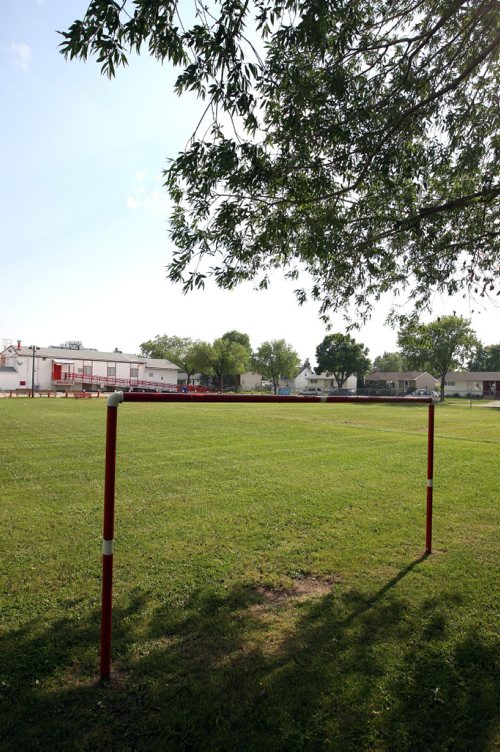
(1, 558, 498, 751)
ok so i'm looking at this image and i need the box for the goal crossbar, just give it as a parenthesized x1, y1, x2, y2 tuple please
(100, 392, 435, 679)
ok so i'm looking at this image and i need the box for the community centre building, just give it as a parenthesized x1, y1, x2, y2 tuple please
(0, 341, 179, 394)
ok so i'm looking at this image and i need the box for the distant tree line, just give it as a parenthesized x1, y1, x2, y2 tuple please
(139, 331, 303, 393)
(139, 330, 373, 393)
(140, 317, 498, 399)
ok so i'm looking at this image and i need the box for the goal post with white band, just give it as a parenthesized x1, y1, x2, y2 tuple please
(100, 391, 435, 680)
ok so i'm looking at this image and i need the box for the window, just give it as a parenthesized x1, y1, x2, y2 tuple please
(149, 372, 153, 378)
(446, 381, 455, 386)
(310, 378, 318, 384)
(107, 366, 116, 377)
(83, 365, 92, 376)
(130, 367, 139, 378)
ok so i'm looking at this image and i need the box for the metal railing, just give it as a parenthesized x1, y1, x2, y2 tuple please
(52, 371, 210, 392)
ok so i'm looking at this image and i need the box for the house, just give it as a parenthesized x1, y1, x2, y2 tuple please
(365, 371, 437, 393)
(239, 372, 263, 391)
(0, 340, 179, 394)
(444, 372, 500, 397)
(293, 367, 357, 393)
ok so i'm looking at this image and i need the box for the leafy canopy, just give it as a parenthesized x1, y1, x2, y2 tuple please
(397, 315, 479, 398)
(315, 333, 371, 387)
(221, 330, 252, 354)
(139, 334, 210, 382)
(467, 343, 500, 371)
(61, 1, 499, 321)
(252, 339, 301, 393)
(372, 351, 404, 373)
(210, 336, 251, 387)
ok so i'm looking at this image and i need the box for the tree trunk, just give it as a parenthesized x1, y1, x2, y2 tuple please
(335, 373, 346, 388)
(440, 373, 446, 402)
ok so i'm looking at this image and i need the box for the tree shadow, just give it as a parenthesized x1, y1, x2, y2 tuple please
(1, 558, 498, 751)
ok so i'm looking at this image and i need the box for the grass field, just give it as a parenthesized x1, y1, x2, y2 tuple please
(0, 398, 498, 751)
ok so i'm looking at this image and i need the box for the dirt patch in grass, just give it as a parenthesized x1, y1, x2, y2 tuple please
(247, 576, 340, 612)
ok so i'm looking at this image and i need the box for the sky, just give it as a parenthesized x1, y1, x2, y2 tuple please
(1, 1, 498, 364)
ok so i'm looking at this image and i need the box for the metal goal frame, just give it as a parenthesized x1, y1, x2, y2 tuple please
(100, 391, 435, 679)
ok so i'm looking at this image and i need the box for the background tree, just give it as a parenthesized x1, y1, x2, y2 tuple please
(315, 334, 371, 389)
(222, 331, 252, 354)
(398, 316, 479, 401)
(62, 1, 499, 322)
(188, 341, 215, 381)
(468, 343, 500, 372)
(300, 357, 311, 373)
(372, 352, 404, 373)
(210, 337, 250, 390)
(252, 340, 300, 394)
(140, 335, 178, 360)
(139, 335, 210, 384)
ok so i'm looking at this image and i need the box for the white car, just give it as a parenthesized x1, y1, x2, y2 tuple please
(405, 389, 440, 403)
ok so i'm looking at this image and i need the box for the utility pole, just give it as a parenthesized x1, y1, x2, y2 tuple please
(29, 345, 40, 397)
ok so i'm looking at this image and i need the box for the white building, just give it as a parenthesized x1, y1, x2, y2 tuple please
(293, 367, 357, 393)
(239, 371, 263, 391)
(0, 341, 179, 394)
(444, 371, 500, 397)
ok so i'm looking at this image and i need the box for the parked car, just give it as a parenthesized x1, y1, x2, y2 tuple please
(299, 387, 323, 395)
(404, 389, 440, 403)
(328, 388, 355, 396)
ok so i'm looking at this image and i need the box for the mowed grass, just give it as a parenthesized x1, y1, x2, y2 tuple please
(0, 398, 498, 751)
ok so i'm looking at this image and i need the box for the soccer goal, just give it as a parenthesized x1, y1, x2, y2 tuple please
(99, 391, 435, 679)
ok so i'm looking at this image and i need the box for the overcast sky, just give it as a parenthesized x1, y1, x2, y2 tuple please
(1, 1, 498, 364)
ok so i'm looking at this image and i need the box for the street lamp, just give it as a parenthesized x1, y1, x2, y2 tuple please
(29, 345, 40, 398)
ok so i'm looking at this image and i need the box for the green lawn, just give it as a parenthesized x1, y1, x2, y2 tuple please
(0, 398, 498, 751)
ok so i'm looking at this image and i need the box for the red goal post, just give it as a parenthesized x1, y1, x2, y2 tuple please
(100, 392, 435, 680)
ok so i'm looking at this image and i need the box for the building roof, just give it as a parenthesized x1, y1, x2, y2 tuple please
(446, 371, 500, 380)
(17, 345, 144, 363)
(367, 371, 437, 381)
(145, 358, 178, 370)
(14, 345, 177, 369)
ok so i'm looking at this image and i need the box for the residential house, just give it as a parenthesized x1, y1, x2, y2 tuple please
(365, 371, 438, 393)
(239, 372, 263, 391)
(293, 367, 357, 393)
(444, 372, 500, 397)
